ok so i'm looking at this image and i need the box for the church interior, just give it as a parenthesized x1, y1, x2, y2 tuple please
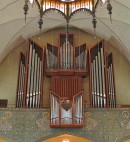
(0, 0, 130, 142)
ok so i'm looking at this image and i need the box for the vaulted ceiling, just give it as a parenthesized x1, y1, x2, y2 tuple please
(0, 0, 129, 63)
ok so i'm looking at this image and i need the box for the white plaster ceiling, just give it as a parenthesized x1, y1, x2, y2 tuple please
(0, 0, 130, 62)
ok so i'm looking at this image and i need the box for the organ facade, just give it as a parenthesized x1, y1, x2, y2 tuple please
(16, 32, 116, 128)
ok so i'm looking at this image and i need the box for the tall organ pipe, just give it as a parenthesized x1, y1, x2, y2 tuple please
(91, 63, 94, 107)
(27, 44, 33, 107)
(98, 51, 103, 108)
(101, 47, 106, 108)
(95, 56, 100, 107)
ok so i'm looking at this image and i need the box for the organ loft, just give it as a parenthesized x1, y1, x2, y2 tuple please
(16, 30, 116, 128)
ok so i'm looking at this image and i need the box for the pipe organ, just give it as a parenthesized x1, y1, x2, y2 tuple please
(46, 33, 86, 127)
(16, 32, 117, 128)
(89, 40, 116, 108)
(16, 40, 44, 108)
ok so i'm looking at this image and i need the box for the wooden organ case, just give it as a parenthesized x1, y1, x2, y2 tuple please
(46, 33, 88, 127)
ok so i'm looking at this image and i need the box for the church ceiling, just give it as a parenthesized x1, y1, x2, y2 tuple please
(0, 0, 129, 63)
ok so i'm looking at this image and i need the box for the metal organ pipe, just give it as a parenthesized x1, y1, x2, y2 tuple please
(51, 95, 53, 123)
(93, 60, 97, 107)
(29, 47, 35, 107)
(19, 62, 23, 107)
(71, 45, 73, 69)
(100, 47, 106, 108)
(17, 61, 22, 107)
(36, 56, 39, 107)
(60, 41, 74, 69)
(52, 95, 54, 124)
(110, 64, 113, 107)
(80, 95, 82, 123)
(110, 64, 115, 107)
(74, 99, 76, 122)
(65, 33, 67, 69)
(33, 53, 38, 107)
(38, 60, 42, 107)
(26, 44, 33, 107)
(79, 95, 82, 123)
(95, 56, 100, 107)
(21, 63, 25, 107)
(18, 62, 22, 107)
(30, 49, 36, 107)
(91, 62, 94, 107)
(68, 42, 70, 69)
(108, 66, 111, 107)
(98, 51, 103, 108)
(63, 43, 65, 69)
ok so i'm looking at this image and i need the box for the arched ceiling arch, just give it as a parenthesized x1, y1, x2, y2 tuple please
(0, 0, 130, 63)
